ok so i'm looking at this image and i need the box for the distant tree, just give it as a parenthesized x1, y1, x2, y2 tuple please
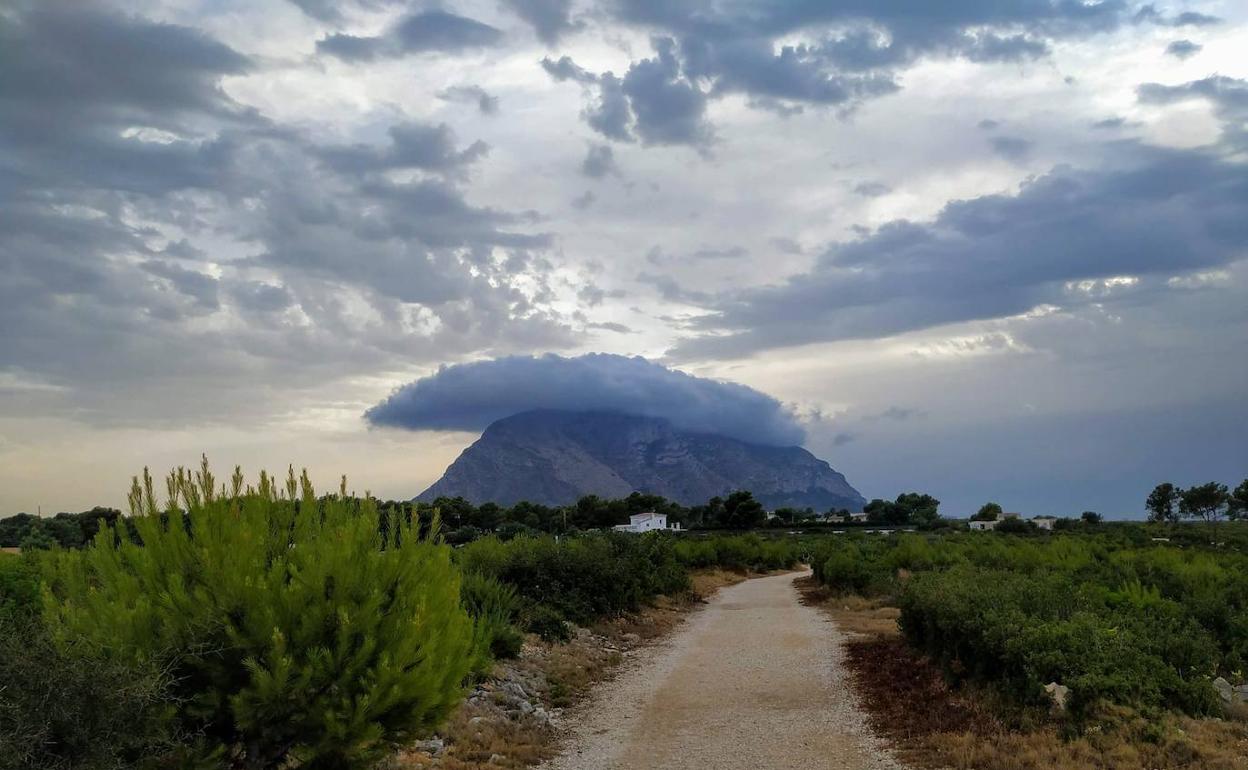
(1228, 479, 1248, 521)
(996, 516, 1034, 534)
(1081, 511, 1103, 525)
(1146, 483, 1181, 524)
(772, 507, 799, 525)
(18, 520, 55, 551)
(895, 492, 940, 526)
(972, 502, 1003, 521)
(721, 491, 766, 529)
(864, 498, 901, 524)
(1179, 482, 1230, 526)
(0, 513, 40, 548)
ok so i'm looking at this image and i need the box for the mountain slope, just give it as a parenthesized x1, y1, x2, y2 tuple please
(416, 410, 866, 510)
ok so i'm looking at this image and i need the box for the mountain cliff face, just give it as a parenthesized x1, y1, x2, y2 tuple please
(416, 410, 866, 510)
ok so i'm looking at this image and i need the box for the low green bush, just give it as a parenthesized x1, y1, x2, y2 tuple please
(0, 614, 180, 770)
(456, 531, 689, 628)
(805, 528, 1248, 722)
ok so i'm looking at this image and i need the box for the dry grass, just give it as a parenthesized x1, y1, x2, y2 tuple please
(799, 577, 1248, 770)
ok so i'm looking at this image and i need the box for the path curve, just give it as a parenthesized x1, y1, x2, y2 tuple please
(540, 571, 905, 770)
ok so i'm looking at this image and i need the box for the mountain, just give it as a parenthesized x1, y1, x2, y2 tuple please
(416, 409, 866, 510)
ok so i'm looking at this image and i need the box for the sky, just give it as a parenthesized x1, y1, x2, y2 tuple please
(1, 0, 1245, 518)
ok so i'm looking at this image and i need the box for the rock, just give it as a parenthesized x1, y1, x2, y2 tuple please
(489, 753, 506, 765)
(518, 699, 535, 715)
(469, 716, 487, 725)
(1044, 681, 1069, 711)
(503, 681, 528, 700)
(620, 632, 641, 645)
(1234, 684, 1248, 701)
(414, 409, 865, 510)
(415, 738, 444, 756)
(1213, 677, 1234, 703)
(533, 707, 550, 723)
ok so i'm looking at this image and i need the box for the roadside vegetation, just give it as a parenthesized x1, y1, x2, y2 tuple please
(806, 519, 1248, 769)
(0, 460, 801, 770)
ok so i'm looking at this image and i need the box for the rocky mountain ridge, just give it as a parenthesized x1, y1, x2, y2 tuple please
(416, 409, 866, 510)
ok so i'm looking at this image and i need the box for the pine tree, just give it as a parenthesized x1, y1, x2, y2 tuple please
(40, 458, 473, 770)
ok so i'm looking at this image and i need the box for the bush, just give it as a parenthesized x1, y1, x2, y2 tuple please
(456, 532, 689, 628)
(0, 553, 40, 621)
(0, 615, 179, 770)
(39, 462, 474, 770)
(525, 605, 571, 642)
(461, 573, 523, 676)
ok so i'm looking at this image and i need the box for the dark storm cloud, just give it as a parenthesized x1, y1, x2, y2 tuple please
(540, 55, 597, 84)
(621, 38, 713, 147)
(437, 85, 500, 114)
(317, 121, 489, 176)
(317, 10, 502, 61)
(1165, 39, 1202, 59)
(505, 0, 581, 45)
(542, 0, 1178, 147)
(586, 73, 634, 141)
(669, 141, 1248, 359)
(364, 353, 807, 445)
(581, 144, 619, 178)
(0, 1, 574, 420)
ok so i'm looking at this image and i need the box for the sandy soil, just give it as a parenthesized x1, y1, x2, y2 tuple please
(539, 571, 906, 770)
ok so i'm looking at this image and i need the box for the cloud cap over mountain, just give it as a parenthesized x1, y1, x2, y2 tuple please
(365, 353, 805, 446)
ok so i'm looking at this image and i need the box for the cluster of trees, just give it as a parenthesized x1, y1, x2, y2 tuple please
(0, 507, 121, 550)
(1146, 480, 1248, 525)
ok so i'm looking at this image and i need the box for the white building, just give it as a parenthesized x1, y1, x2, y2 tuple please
(968, 519, 999, 531)
(613, 512, 682, 533)
(1032, 516, 1057, 531)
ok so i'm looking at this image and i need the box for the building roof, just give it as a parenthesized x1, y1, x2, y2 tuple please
(629, 511, 662, 522)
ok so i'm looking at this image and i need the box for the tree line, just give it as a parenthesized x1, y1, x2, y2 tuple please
(1145, 480, 1248, 525)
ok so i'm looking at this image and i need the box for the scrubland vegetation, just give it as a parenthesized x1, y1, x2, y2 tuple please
(0, 461, 800, 770)
(811, 528, 1248, 723)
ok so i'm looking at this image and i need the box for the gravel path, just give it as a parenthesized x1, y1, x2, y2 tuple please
(539, 571, 906, 770)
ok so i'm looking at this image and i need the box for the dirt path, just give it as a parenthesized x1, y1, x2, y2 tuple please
(540, 571, 905, 770)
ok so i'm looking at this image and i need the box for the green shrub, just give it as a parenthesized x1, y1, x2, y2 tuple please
(457, 532, 689, 627)
(0, 553, 40, 621)
(461, 573, 523, 677)
(525, 605, 571, 642)
(0, 614, 179, 770)
(39, 462, 474, 770)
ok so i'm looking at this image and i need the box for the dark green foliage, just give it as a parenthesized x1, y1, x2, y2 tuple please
(809, 528, 1248, 722)
(1180, 482, 1230, 525)
(973, 502, 1003, 521)
(0, 508, 121, 549)
(997, 516, 1036, 534)
(456, 532, 690, 627)
(525, 605, 571, 642)
(0, 553, 41, 621)
(461, 573, 523, 675)
(864, 493, 941, 525)
(39, 462, 474, 770)
(0, 614, 179, 770)
(1146, 483, 1180, 523)
(672, 534, 801, 572)
(1229, 479, 1248, 521)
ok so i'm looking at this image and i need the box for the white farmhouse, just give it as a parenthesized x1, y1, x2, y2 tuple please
(613, 512, 682, 533)
(1032, 516, 1057, 531)
(968, 519, 999, 531)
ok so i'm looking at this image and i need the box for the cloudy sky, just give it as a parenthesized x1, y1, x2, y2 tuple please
(1, 0, 1245, 517)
